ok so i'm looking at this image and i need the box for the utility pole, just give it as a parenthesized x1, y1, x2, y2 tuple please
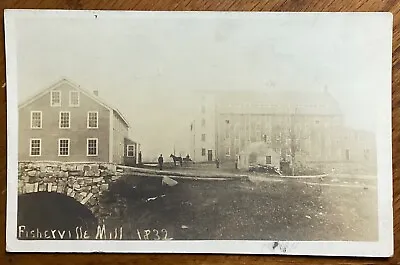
(290, 107, 298, 176)
(193, 120, 196, 161)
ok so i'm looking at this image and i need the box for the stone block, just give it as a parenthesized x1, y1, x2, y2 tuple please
(83, 165, 90, 172)
(81, 186, 91, 192)
(56, 185, 64, 193)
(24, 183, 33, 193)
(38, 184, 46, 192)
(91, 186, 99, 194)
(39, 171, 47, 178)
(33, 182, 39, 192)
(51, 185, 58, 192)
(25, 183, 35, 193)
(69, 171, 83, 177)
(18, 181, 24, 189)
(76, 165, 84, 171)
(60, 164, 67, 171)
(48, 177, 56, 183)
(47, 183, 53, 192)
(67, 179, 75, 188)
(77, 178, 85, 185)
(27, 170, 36, 177)
(80, 192, 93, 205)
(74, 193, 85, 202)
(70, 191, 76, 198)
(28, 177, 40, 184)
(100, 183, 109, 192)
(91, 164, 99, 172)
(92, 177, 103, 183)
(73, 183, 81, 190)
(69, 164, 77, 171)
(84, 179, 93, 184)
(111, 175, 120, 181)
(22, 176, 29, 182)
(107, 164, 117, 173)
(87, 196, 97, 206)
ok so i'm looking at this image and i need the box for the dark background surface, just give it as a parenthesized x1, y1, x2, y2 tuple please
(0, 0, 399, 264)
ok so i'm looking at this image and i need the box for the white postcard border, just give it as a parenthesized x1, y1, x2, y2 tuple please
(4, 10, 394, 257)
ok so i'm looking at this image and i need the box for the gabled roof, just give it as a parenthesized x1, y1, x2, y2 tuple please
(18, 78, 131, 128)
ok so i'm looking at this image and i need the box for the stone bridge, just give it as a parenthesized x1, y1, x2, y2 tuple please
(18, 161, 125, 219)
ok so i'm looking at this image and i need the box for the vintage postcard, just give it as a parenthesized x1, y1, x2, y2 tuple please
(5, 10, 393, 256)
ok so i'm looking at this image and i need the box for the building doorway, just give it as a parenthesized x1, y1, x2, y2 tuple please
(208, 150, 213, 161)
(249, 152, 258, 164)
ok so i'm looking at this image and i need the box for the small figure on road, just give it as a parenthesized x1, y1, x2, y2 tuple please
(138, 151, 142, 166)
(216, 158, 220, 169)
(235, 155, 238, 170)
(158, 154, 164, 170)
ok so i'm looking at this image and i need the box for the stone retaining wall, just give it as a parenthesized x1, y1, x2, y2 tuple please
(18, 161, 126, 217)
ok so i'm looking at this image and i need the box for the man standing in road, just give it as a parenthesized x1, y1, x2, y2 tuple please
(138, 151, 142, 167)
(158, 154, 164, 170)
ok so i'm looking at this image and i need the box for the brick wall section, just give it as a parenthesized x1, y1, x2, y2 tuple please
(18, 161, 125, 218)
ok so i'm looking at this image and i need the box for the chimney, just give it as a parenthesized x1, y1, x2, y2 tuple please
(93, 90, 99, 96)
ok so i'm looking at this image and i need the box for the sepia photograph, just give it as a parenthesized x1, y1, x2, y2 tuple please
(5, 10, 393, 256)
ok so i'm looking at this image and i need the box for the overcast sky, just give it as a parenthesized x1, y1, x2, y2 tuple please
(12, 11, 392, 160)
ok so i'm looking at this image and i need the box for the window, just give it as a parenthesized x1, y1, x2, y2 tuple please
(364, 149, 370, 160)
(201, 119, 206, 127)
(225, 147, 231, 156)
(30, 111, 42, 129)
(69, 91, 80, 107)
(266, 156, 272, 164)
(201, 148, 206, 156)
(345, 149, 350, 161)
(201, 134, 206, 142)
(59, 111, 70, 128)
(127, 145, 135, 157)
(50, 90, 61, 106)
(58, 138, 70, 156)
(87, 138, 98, 156)
(87, 111, 99, 128)
(30, 139, 41, 156)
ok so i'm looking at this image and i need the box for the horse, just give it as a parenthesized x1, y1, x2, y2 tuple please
(170, 154, 183, 167)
